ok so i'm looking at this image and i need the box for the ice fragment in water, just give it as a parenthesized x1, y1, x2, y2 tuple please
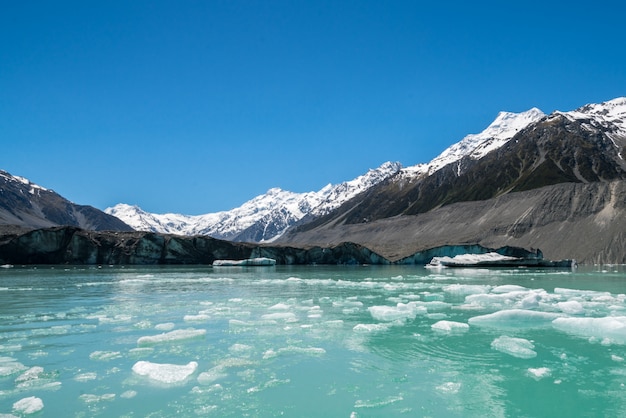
(368, 302, 426, 322)
(469, 309, 561, 329)
(557, 300, 585, 315)
(491, 336, 537, 359)
(132, 360, 198, 384)
(552, 316, 626, 344)
(12, 396, 44, 414)
(137, 328, 206, 346)
(527, 367, 551, 380)
(431, 320, 469, 333)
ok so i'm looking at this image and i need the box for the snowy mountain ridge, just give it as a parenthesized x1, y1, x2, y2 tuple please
(107, 97, 626, 242)
(106, 161, 403, 240)
(400, 107, 546, 179)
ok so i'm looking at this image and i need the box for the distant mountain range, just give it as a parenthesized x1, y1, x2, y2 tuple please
(105, 102, 550, 242)
(2, 96, 625, 263)
(105, 161, 403, 242)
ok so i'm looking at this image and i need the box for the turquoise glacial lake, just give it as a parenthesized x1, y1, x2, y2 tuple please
(1, 264, 626, 417)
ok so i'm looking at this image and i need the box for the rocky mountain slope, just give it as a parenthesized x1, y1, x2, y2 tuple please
(279, 97, 626, 264)
(0, 170, 133, 232)
(105, 161, 402, 241)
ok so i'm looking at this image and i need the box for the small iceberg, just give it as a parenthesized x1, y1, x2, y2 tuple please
(427, 251, 575, 268)
(212, 257, 276, 267)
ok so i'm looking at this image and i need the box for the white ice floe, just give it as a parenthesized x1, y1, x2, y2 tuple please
(436, 381, 462, 394)
(261, 312, 298, 322)
(556, 300, 585, 315)
(353, 323, 395, 333)
(491, 336, 537, 359)
(552, 316, 626, 345)
(0, 357, 27, 377)
(15, 366, 44, 383)
(155, 322, 176, 331)
(469, 309, 561, 329)
(89, 351, 122, 361)
(443, 284, 492, 297)
(368, 302, 427, 322)
(12, 396, 44, 414)
(74, 372, 98, 381)
(354, 395, 403, 408)
(132, 360, 198, 384)
(137, 328, 206, 346)
(431, 320, 470, 333)
(79, 393, 116, 403)
(527, 367, 551, 380)
(197, 367, 228, 384)
(183, 314, 210, 322)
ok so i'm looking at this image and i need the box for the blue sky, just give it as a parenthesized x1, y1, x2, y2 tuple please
(2, 1, 625, 214)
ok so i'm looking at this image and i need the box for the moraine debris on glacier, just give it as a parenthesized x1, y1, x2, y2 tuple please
(0, 225, 574, 266)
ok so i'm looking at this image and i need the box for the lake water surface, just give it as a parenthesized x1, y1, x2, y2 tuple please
(1, 264, 626, 417)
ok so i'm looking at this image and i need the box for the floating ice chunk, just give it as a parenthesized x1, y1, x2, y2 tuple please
(469, 309, 561, 329)
(491, 336, 537, 359)
(229, 343, 253, 354)
(557, 300, 585, 315)
(431, 320, 469, 333)
(74, 372, 98, 381)
(0, 357, 26, 377)
(197, 367, 228, 384)
(554, 288, 612, 299)
(353, 323, 394, 333)
(15, 366, 44, 383)
(443, 284, 491, 297)
(276, 346, 326, 356)
(79, 393, 116, 403)
(492, 285, 528, 294)
(261, 312, 297, 322)
(527, 367, 551, 380)
(132, 360, 198, 384)
(354, 395, 403, 408)
(137, 328, 206, 346)
(552, 316, 626, 344)
(183, 314, 210, 322)
(155, 322, 176, 331)
(368, 302, 427, 322)
(12, 396, 44, 414)
(89, 351, 122, 361)
(120, 390, 137, 399)
(268, 303, 291, 310)
(436, 381, 462, 394)
(0, 344, 22, 353)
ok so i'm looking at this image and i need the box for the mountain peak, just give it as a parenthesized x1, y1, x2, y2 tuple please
(555, 96, 626, 138)
(416, 107, 546, 175)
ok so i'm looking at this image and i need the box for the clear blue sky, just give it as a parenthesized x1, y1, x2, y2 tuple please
(2, 1, 625, 214)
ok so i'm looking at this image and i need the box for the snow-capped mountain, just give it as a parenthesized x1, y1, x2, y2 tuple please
(107, 97, 626, 243)
(555, 96, 626, 141)
(106, 161, 402, 241)
(400, 107, 546, 179)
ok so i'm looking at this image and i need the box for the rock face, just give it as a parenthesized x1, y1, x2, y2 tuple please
(0, 226, 554, 266)
(0, 170, 133, 232)
(278, 181, 626, 264)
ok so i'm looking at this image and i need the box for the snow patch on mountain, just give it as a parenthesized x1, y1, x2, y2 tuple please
(0, 170, 49, 196)
(425, 107, 546, 176)
(555, 97, 626, 139)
